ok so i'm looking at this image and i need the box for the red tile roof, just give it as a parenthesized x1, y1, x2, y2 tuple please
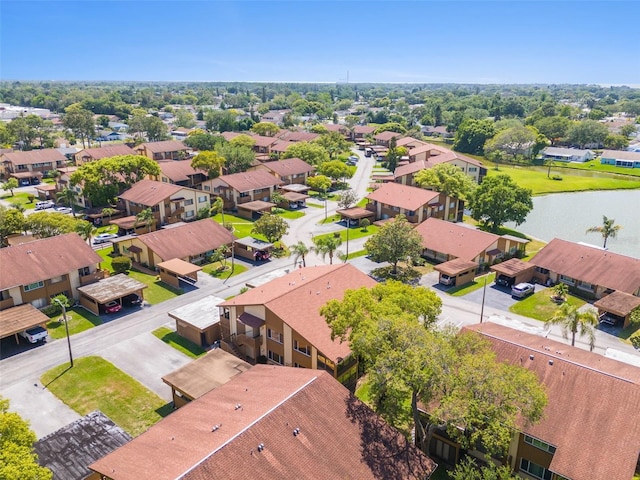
(464, 322, 640, 480)
(2, 148, 66, 165)
(278, 131, 319, 142)
(76, 145, 135, 160)
(0, 233, 102, 291)
(353, 125, 376, 135)
(374, 131, 402, 142)
(396, 137, 429, 149)
(90, 366, 436, 480)
(413, 217, 499, 261)
(118, 179, 188, 206)
(220, 132, 241, 142)
(137, 140, 186, 154)
(158, 160, 205, 183)
(532, 238, 640, 295)
(135, 219, 235, 262)
(394, 159, 428, 178)
(250, 135, 279, 148)
(218, 170, 284, 193)
(260, 158, 314, 176)
(268, 139, 295, 153)
(366, 182, 440, 211)
(221, 265, 376, 363)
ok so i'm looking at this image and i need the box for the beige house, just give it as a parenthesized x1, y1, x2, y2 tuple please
(1, 148, 67, 182)
(257, 157, 315, 185)
(403, 144, 487, 184)
(134, 140, 187, 161)
(219, 264, 377, 390)
(118, 179, 210, 226)
(73, 145, 135, 165)
(203, 169, 283, 213)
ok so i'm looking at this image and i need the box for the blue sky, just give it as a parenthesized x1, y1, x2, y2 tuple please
(1, 1, 639, 84)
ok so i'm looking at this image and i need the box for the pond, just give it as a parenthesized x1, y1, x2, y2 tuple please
(505, 189, 640, 259)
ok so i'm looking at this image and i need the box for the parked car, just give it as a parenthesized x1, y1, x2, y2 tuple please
(53, 206, 73, 214)
(348, 155, 359, 162)
(19, 326, 48, 343)
(122, 293, 143, 307)
(35, 200, 55, 210)
(439, 274, 456, 286)
(511, 282, 535, 299)
(93, 233, 118, 244)
(346, 160, 357, 166)
(20, 179, 31, 186)
(495, 275, 514, 288)
(104, 301, 122, 314)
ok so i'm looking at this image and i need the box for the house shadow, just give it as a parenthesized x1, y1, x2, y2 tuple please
(155, 402, 176, 418)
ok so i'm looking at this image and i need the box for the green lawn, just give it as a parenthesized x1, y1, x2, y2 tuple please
(210, 213, 267, 241)
(313, 225, 379, 243)
(152, 327, 206, 359)
(41, 356, 172, 437)
(45, 307, 103, 339)
(306, 202, 324, 208)
(355, 197, 368, 207)
(485, 165, 640, 195)
(275, 209, 305, 220)
(448, 273, 495, 297)
(344, 249, 368, 260)
(509, 290, 586, 321)
(1, 192, 36, 209)
(558, 159, 640, 178)
(317, 214, 342, 225)
(201, 261, 248, 279)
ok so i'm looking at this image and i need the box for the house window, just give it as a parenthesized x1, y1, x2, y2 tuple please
(449, 201, 456, 208)
(204, 185, 211, 191)
(268, 350, 283, 365)
(267, 328, 283, 344)
(524, 435, 557, 454)
(78, 266, 91, 276)
(184, 199, 194, 206)
(535, 266, 549, 274)
(184, 210, 195, 218)
(293, 339, 311, 356)
(254, 188, 264, 194)
(469, 167, 477, 172)
(24, 281, 44, 292)
(559, 275, 575, 285)
(577, 280, 593, 291)
(198, 196, 208, 203)
(439, 205, 444, 211)
(239, 192, 249, 198)
(407, 210, 416, 216)
(519, 458, 552, 480)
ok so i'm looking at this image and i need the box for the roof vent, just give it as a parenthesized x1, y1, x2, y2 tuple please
(548, 360, 554, 366)
(211, 424, 221, 432)
(529, 354, 534, 361)
(257, 443, 265, 452)
(235, 403, 242, 410)
(293, 427, 300, 436)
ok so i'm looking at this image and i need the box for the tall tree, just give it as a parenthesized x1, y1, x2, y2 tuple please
(312, 235, 342, 264)
(174, 109, 196, 128)
(414, 163, 476, 200)
(229, 134, 256, 149)
(453, 119, 496, 155)
(25, 212, 78, 238)
(337, 189, 358, 209)
(313, 131, 349, 159)
(546, 303, 598, 350)
(566, 120, 609, 149)
(250, 122, 280, 137)
(484, 125, 538, 162)
(63, 103, 95, 148)
(56, 187, 79, 217)
(282, 141, 330, 166)
(143, 115, 169, 142)
(136, 208, 155, 233)
(2, 178, 19, 197)
(183, 132, 226, 151)
(364, 215, 423, 275)
(290, 241, 310, 267)
(75, 220, 97, 244)
(318, 160, 354, 183)
(218, 144, 254, 174)
(585, 215, 622, 249)
(0, 206, 25, 246)
(470, 174, 533, 232)
(191, 151, 225, 178)
(534, 116, 570, 146)
(251, 213, 289, 243)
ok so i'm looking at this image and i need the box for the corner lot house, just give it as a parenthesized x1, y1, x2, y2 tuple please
(1, 148, 67, 183)
(73, 144, 135, 165)
(118, 179, 210, 226)
(219, 264, 377, 389)
(134, 140, 188, 161)
(204, 169, 283, 215)
(433, 323, 640, 480)
(90, 366, 436, 480)
(112, 218, 235, 269)
(0, 233, 103, 311)
(600, 149, 640, 168)
(541, 147, 595, 163)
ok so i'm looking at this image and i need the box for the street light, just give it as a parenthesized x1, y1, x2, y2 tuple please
(479, 276, 487, 324)
(344, 223, 350, 263)
(53, 298, 73, 368)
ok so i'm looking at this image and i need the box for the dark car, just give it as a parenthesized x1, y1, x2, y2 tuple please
(495, 275, 514, 288)
(122, 293, 143, 307)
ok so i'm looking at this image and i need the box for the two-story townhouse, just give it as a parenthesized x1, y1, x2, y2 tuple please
(219, 264, 377, 390)
(73, 144, 135, 165)
(277, 130, 320, 143)
(134, 140, 188, 161)
(90, 366, 437, 480)
(257, 157, 315, 185)
(365, 182, 458, 224)
(426, 322, 640, 480)
(396, 136, 429, 150)
(118, 179, 210, 227)
(373, 130, 402, 147)
(153, 160, 208, 188)
(2, 149, 67, 184)
(406, 145, 487, 184)
(0, 233, 104, 312)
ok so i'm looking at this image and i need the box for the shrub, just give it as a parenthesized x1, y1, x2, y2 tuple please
(551, 174, 563, 181)
(239, 286, 250, 294)
(112, 256, 132, 274)
(360, 218, 370, 231)
(631, 335, 640, 350)
(27, 194, 35, 203)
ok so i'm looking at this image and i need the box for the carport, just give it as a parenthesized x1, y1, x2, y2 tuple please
(594, 291, 640, 328)
(10, 171, 43, 185)
(336, 207, 375, 226)
(34, 183, 56, 200)
(161, 349, 251, 408)
(281, 191, 309, 209)
(109, 216, 149, 235)
(234, 236, 273, 261)
(490, 258, 535, 287)
(168, 295, 225, 347)
(0, 304, 50, 344)
(77, 274, 147, 316)
(434, 258, 477, 287)
(236, 200, 275, 220)
(157, 258, 202, 289)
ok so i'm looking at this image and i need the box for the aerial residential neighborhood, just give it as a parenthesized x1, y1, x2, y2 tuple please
(1, 2, 640, 480)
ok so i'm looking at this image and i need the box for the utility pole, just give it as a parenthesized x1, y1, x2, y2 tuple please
(344, 224, 350, 262)
(53, 298, 73, 367)
(479, 276, 487, 323)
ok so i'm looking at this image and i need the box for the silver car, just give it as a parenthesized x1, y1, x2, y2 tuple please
(511, 283, 535, 299)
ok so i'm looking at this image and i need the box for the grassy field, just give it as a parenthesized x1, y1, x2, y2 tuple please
(509, 291, 586, 321)
(558, 160, 640, 178)
(275, 209, 305, 220)
(41, 356, 171, 437)
(344, 249, 368, 260)
(45, 307, 103, 339)
(485, 164, 640, 195)
(152, 327, 206, 359)
(1, 192, 36, 209)
(201, 261, 248, 279)
(313, 225, 379, 243)
(448, 272, 496, 297)
(210, 213, 267, 241)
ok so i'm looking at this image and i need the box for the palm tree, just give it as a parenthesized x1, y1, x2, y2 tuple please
(546, 303, 598, 351)
(212, 196, 225, 226)
(312, 235, 342, 265)
(101, 207, 117, 223)
(75, 220, 97, 245)
(290, 241, 309, 267)
(136, 208, 155, 233)
(56, 187, 78, 218)
(585, 215, 622, 249)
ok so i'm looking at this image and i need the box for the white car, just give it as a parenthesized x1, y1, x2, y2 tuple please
(53, 206, 73, 214)
(19, 326, 48, 343)
(35, 200, 55, 210)
(93, 233, 118, 244)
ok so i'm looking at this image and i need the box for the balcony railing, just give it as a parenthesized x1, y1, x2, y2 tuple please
(79, 270, 108, 286)
(0, 297, 15, 311)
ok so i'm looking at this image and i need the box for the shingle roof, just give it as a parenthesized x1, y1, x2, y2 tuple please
(374, 131, 402, 141)
(217, 170, 284, 193)
(0, 233, 102, 291)
(278, 131, 319, 142)
(394, 159, 428, 178)
(354, 125, 376, 135)
(221, 265, 376, 362)
(118, 179, 186, 206)
(2, 148, 66, 165)
(138, 140, 186, 153)
(136, 219, 235, 261)
(250, 135, 279, 148)
(601, 149, 640, 161)
(464, 322, 640, 480)
(76, 145, 135, 160)
(366, 182, 440, 211)
(35, 411, 132, 480)
(594, 290, 640, 316)
(158, 160, 205, 183)
(89, 366, 436, 480)
(413, 217, 499, 261)
(260, 157, 314, 176)
(396, 137, 428, 148)
(531, 238, 640, 294)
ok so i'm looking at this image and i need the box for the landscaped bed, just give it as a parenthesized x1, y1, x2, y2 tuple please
(45, 307, 102, 339)
(201, 261, 248, 279)
(312, 225, 379, 243)
(41, 356, 172, 437)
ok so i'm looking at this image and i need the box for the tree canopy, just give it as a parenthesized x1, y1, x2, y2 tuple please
(251, 121, 280, 137)
(585, 215, 622, 249)
(306, 174, 332, 194)
(364, 215, 423, 274)
(0, 206, 25, 246)
(218, 143, 255, 174)
(469, 174, 533, 232)
(313, 131, 350, 158)
(191, 150, 225, 178)
(251, 213, 288, 243)
(26, 212, 87, 238)
(414, 163, 476, 201)
(317, 160, 354, 183)
(566, 120, 609, 149)
(282, 141, 330, 166)
(453, 119, 496, 155)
